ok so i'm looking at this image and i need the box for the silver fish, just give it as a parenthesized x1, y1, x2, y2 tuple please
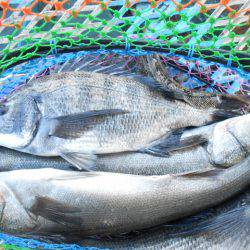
(0, 147, 72, 172)
(81, 189, 250, 250)
(0, 145, 213, 174)
(0, 156, 249, 236)
(0, 114, 249, 174)
(97, 146, 213, 175)
(181, 113, 250, 167)
(0, 71, 246, 171)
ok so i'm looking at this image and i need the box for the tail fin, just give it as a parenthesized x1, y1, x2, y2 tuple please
(216, 94, 250, 110)
(212, 110, 240, 122)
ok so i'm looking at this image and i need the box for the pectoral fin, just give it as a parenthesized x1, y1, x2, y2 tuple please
(164, 205, 247, 240)
(60, 152, 97, 171)
(30, 196, 83, 229)
(140, 129, 207, 157)
(50, 109, 128, 139)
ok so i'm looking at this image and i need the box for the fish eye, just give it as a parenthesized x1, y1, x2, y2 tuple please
(0, 105, 8, 116)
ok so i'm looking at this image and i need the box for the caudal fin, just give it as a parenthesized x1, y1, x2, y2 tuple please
(212, 110, 240, 122)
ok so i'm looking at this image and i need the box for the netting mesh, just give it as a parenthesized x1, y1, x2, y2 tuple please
(0, 0, 249, 73)
(0, 232, 102, 250)
(0, 1, 249, 249)
(0, 50, 249, 104)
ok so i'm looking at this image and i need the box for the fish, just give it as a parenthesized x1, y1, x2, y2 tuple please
(0, 68, 247, 171)
(0, 147, 73, 172)
(0, 114, 249, 174)
(0, 156, 249, 236)
(80, 188, 250, 250)
(0, 145, 213, 174)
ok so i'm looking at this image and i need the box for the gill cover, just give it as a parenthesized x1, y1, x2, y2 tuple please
(0, 181, 36, 233)
(0, 96, 40, 149)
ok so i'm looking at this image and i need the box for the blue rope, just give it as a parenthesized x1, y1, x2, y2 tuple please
(0, 233, 104, 250)
(50, 39, 58, 55)
(125, 37, 131, 51)
(227, 53, 232, 68)
(187, 45, 195, 58)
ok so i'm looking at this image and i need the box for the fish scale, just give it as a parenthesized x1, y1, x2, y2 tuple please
(0, 71, 246, 170)
(0, 115, 249, 174)
(0, 157, 249, 236)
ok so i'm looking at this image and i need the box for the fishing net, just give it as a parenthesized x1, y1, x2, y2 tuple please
(0, 0, 249, 72)
(0, 0, 249, 97)
(0, 0, 249, 249)
(0, 50, 249, 104)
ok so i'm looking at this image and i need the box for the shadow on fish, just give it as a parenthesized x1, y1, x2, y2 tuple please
(0, 114, 249, 174)
(0, 156, 249, 237)
(0, 55, 249, 171)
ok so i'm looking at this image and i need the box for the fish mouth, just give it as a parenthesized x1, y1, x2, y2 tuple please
(227, 129, 249, 157)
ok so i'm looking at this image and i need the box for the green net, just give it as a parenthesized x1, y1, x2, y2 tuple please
(0, 0, 249, 73)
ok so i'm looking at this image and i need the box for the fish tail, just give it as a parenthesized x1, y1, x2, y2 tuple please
(211, 110, 240, 122)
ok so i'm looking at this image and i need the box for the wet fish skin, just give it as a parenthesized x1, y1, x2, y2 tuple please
(0, 71, 237, 170)
(0, 147, 72, 172)
(82, 189, 250, 250)
(0, 114, 249, 174)
(185, 114, 250, 167)
(96, 146, 213, 175)
(98, 114, 250, 173)
(0, 156, 249, 236)
(0, 97, 40, 149)
(0, 145, 213, 174)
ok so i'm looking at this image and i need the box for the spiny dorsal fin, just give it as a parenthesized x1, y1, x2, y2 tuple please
(139, 54, 250, 111)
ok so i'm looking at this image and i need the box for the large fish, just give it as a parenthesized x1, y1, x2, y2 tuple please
(0, 69, 248, 170)
(0, 156, 249, 236)
(80, 189, 250, 250)
(1, 114, 249, 174)
(0, 145, 213, 174)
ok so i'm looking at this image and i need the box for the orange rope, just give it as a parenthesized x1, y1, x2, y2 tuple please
(0, 0, 248, 28)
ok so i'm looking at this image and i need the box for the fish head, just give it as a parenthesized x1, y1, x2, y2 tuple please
(0, 181, 36, 233)
(0, 97, 40, 149)
(229, 114, 250, 152)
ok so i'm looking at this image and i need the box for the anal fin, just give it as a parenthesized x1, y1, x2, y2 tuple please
(60, 152, 97, 171)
